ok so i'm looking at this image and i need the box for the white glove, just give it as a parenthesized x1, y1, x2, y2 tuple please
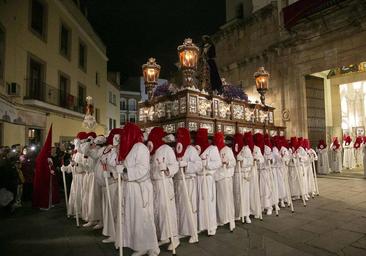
(236, 154, 244, 161)
(179, 161, 188, 168)
(158, 162, 167, 172)
(111, 171, 118, 179)
(116, 164, 125, 174)
(61, 165, 67, 173)
(103, 171, 110, 178)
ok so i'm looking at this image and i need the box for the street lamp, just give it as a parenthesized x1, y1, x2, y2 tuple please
(177, 38, 199, 88)
(254, 67, 270, 105)
(142, 57, 161, 101)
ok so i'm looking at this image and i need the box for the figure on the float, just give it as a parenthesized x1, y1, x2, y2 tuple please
(201, 35, 223, 94)
(99, 128, 123, 244)
(232, 133, 253, 223)
(115, 123, 160, 256)
(173, 127, 201, 244)
(213, 132, 236, 231)
(316, 139, 330, 174)
(253, 133, 274, 215)
(147, 127, 180, 251)
(330, 137, 342, 173)
(271, 136, 287, 208)
(343, 135, 355, 169)
(79, 134, 106, 229)
(33, 125, 60, 209)
(354, 136, 363, 167)
(61, 132, 88, 218)
(194, 128, 221, 235)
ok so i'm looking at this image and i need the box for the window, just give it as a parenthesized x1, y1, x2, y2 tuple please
(78, 40, 87, 71)
(95, 108, 100, 123)
(235, 3, 244, 19)
(113, 119, 116, 129)
(109, 118, 113, 130)
(27, 56, 45, 100)
(128, 114, 136, 123)
(96, 72, 100, 85)
(77, 83, 86, 113)
(109, 91, 113, 104)
(0, 25, 5, 84)
(30, 0, 47, 39)
(60, 23, 71, 59)
(113, 94, 116, 105)
(128, 98, 136, 111)
(120, 97, 127, 110)
(59, 72, 70, 108)
(120, 113, 126, 124)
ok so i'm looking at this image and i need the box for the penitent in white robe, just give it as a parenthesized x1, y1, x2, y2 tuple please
(100, 146, 118, 240)
(343, 142, 355, 169)
(234, 146, 253, 219)
(272, 147, 287, 202)
(214, 146, 236, 228)
(150, 144, 179, 242)
(316, 148, 330, 174)
(250, 146, 264, 217)
(258, 150, 274, 211)
(197, 145, 221, 234)
(174, 145, 202, 238)
(355, 147, 363, 167)
(330, 144, 342, 173)
(65, 150, 85, 217)
(288, 149, 306, 198)
(114, 142, 159, 253)
(305, 149, 317, 195)
(85, 145, 104, 223)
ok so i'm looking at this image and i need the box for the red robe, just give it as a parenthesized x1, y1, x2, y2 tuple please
(32, 125, 60, 208)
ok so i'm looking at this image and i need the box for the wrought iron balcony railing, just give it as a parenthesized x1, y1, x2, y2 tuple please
(24, 79, 85, 114)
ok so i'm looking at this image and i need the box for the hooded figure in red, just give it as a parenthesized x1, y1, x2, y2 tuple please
(290, 137, 299, 152)
(118, 123, 143, 161)
(106, 128, 124, 146)
(317, 139, 327, 150)
(213, 132, 226, 151)
(243, 131, 254, 152)
(175, 127, 191, 158)
(344, 135, 351, 146)
(253, 133, 265, 154)
(232, 133, 244, 157)
(195, 128, 210, 155)
(32, 125, 60, 208)
(303, 139, 311, 150)
(354, 136, 362, 149)
(332, 137, 341, 150)
(147, 127, 166, 155)
(264, 134, 272, 150)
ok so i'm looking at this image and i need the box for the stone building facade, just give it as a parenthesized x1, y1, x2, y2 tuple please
(214, 0, 366, 146)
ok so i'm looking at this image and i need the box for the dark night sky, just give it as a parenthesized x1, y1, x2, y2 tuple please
(85, 0, 226, 81)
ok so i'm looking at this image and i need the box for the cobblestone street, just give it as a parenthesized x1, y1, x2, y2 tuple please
(1, 176, 365, 256)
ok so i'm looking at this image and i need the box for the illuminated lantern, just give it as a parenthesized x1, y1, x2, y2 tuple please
(142, 58, 161, 100)
(254, 67, 270, 105)
(177, 38, 199, 88)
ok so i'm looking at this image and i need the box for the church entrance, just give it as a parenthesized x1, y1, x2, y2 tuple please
(306, 62, 366, 177)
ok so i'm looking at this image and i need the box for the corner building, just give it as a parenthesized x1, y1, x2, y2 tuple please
(0, 0, 108, 146)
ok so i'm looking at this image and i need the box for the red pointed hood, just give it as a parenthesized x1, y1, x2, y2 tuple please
(303, 139, 310, 150)
(232, 133, 244, 157)
(87, 132, 97, 139)
(253, 133, 265, 154)
(354, 136, 362, 149)
(118, 123, 143, 161)
(76, 131, 88, 141)
(290, 137, 299, 151)
(298, 137, 304, 149)
(195, 128, 209, 155)
(213, 132, 225, 151)
(175, 127, 191, 158)
(264, 133, 272, 149)
(32, 125, 60, 208)
(332, 137, 340, 150)
(279, 136, 289, 149)
(317, 139, 327, 149)
(147, 127, 166, 155)
(243, 131, 254, 152)
(107, 128, 124, 145)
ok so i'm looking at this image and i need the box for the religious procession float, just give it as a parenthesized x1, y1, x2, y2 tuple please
(138, 38, 286, 137)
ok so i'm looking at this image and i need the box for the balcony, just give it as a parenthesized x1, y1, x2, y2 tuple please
(283, 0, 347, 29)
(23, 79, 85, 117)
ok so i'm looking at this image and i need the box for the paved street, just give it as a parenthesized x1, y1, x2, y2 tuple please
(1, 176, 366, 256)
